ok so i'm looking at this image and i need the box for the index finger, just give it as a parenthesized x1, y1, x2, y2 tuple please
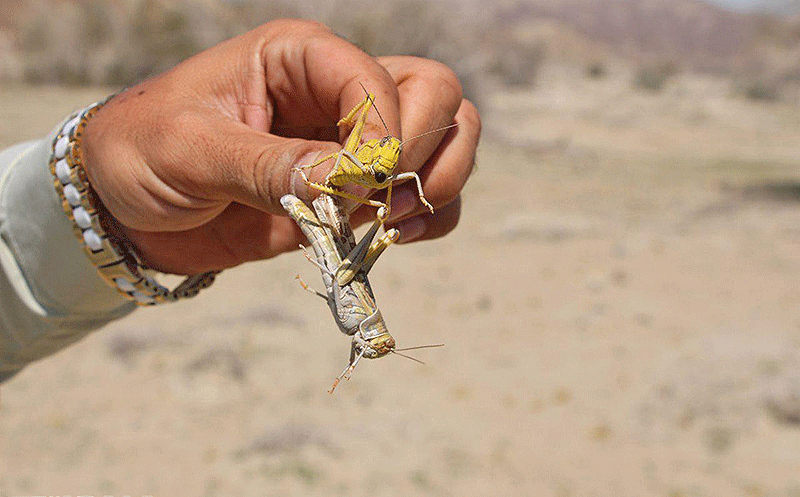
(259, 20, 402, 141)
(377, 56, 463, 175)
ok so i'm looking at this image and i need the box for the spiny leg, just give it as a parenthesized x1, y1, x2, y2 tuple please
(291, 150, 342, 177)
(299, 244, 334, 277)
(392, 171, 435, 214)
(339, 92, 374, 154)
(295, 274, 327, 301)
(304, 180, 389, 215)
(384, 180, 394, 220)
(291, 150, 350, 201)
(303, 151, 389, 218)
(354, 229, 399, 277)
(335, 206, 385, 285)
(338, 92, 372, 126)
(336, 228, 399, 286)
(328, 347, 367, 394)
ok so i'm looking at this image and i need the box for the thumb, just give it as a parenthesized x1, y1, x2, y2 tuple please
(198, 117, 345, 214)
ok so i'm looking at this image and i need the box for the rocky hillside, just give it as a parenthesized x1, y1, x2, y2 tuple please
(496, 0, 800, 75)
(1, 0, 800, 85)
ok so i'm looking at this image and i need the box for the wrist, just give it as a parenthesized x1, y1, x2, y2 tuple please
(49, 100, 220, 306)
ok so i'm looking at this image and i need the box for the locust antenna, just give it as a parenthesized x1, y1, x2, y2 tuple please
(390, 350, 426, 364)
(390, 343, 445, 364)
(358, 82, 391, 136)
(394, 344, 445, 352)
(400, 123, 459, 147)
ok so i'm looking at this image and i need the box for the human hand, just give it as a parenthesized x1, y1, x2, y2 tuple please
(82, 19, 480, 275)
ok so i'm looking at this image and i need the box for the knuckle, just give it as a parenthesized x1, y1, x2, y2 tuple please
(401, 58, 463, 116)
(422, 168, 462, 209)
(428, 62, 464, 113)
(284, 19, 332, 35)
(148, 107, 200, 155)
(169, 106, 203, 130)
(255, 19, 332, 38)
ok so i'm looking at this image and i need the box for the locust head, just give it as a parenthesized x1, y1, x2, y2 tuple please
(360, 332, 396, 359)
(354, 85, 457, 192)
(352, 315, 396, 360)
(329, 334, 444, 394)
(370, 136, 402, 186)
(353, 135, 401, 189)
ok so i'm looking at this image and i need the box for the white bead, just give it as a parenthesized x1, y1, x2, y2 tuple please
(131, 291, 155, 304)
(55, 159, 71, 185)
(54, 136, 69, 159)
(115, 278, 136, 293)
(63, 184, 81, 206)
(63, 115, 80, 137)
(72, 206, 92, 229)
(82, 229, 103, 252)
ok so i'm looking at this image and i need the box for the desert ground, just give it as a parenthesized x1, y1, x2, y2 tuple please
(1, 64, 800, 496)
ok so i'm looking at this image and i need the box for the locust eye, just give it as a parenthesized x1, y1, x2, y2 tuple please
(374, 171, 388, 183)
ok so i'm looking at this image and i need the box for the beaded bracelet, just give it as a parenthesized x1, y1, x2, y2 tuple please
(49, 100, 219, 306)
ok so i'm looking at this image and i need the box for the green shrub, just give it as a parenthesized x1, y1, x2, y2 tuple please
(586, 61, 606, 79)
(633, 62, 678, 92)
(742, 80, 781, 102)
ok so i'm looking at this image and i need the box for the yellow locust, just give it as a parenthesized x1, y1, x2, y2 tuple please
(293, 87, 456, 222)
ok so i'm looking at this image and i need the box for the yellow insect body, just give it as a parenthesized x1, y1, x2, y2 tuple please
(294, 91, 434, 222)
(326, 136, 401, 190)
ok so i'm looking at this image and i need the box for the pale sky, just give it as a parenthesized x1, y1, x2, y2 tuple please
(704, 0, 800, 12)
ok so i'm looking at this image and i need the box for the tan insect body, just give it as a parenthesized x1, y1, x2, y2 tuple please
(281, 193, 441, 393)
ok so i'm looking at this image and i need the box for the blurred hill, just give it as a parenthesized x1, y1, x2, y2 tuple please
(499, 0, 800, 78)
(1, 0, 800, 91)
(501, 0, 760, 70)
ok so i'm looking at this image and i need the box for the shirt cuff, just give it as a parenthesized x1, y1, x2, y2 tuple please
(0, 117, 135, 321)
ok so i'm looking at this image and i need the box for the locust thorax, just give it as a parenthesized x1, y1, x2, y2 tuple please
(359, 135, 401, 187)
(355, 332, 396, 359)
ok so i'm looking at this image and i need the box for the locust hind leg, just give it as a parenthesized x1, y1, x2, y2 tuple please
(350, 229, 399, 279)
(334, 205, 384, 284)
(336, 228, 399, 286)
(338, 92, 374, 154)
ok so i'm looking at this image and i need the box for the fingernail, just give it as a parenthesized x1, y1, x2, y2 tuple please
(386, 188, 417, 223)
(396, 216, 426, 243)
(290, 153, 319, 198)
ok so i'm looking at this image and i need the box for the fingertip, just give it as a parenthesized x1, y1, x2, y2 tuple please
(396, 216, 426, 244)
(288, 152, 322, 200)
(397, 195, 461, 244)
(385, 188, 418, 223)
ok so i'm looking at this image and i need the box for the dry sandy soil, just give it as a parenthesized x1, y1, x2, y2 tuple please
(1, 64, 800, 496)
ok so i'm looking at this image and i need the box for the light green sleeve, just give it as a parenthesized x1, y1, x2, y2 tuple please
(0, 117, 136, 382)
